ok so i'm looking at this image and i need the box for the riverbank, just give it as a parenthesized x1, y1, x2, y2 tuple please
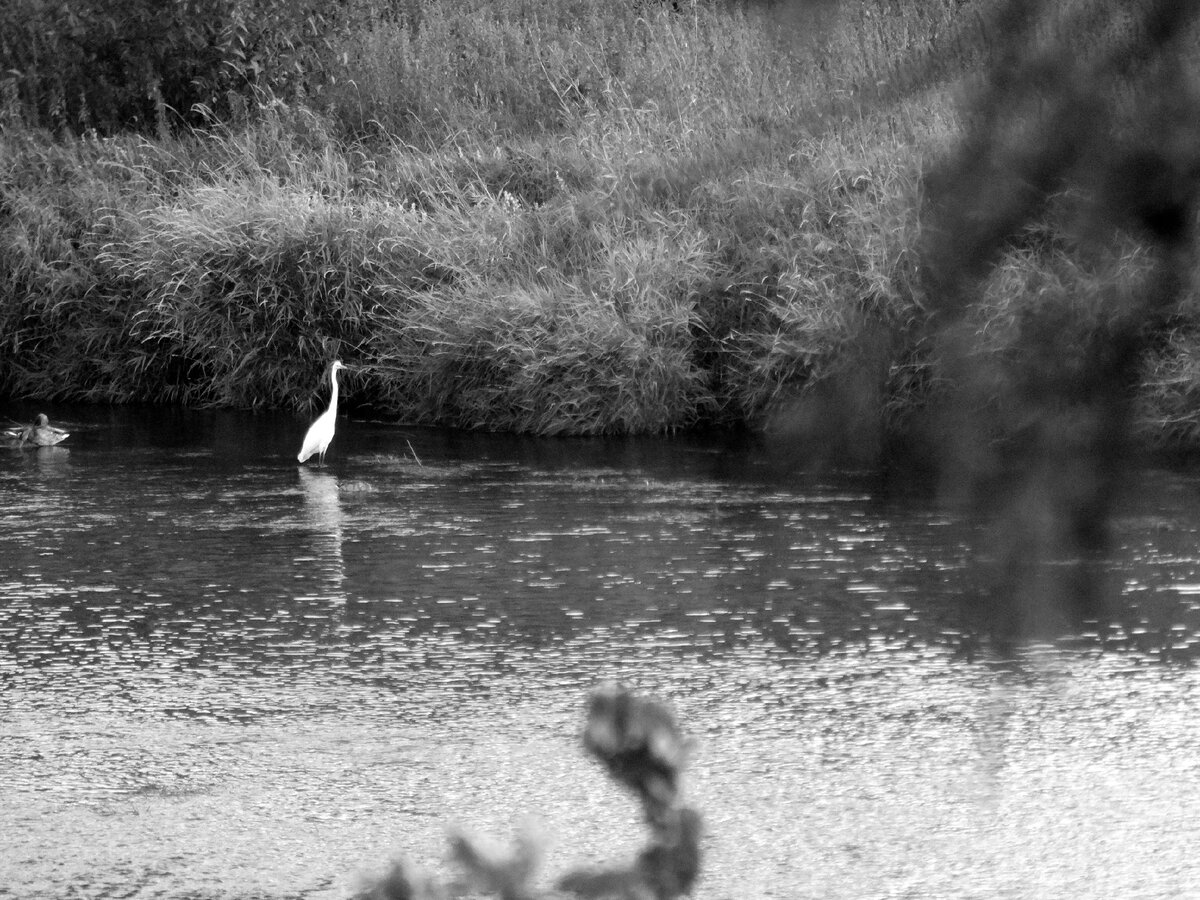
(2, 0, 1198, 448)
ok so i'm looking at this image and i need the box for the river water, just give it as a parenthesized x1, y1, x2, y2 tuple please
(2, 406, 1199, 900)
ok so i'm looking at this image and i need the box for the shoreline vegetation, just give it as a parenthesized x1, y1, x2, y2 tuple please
(2, 0, 1199, 451)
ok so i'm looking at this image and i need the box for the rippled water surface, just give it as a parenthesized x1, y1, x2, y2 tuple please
(3, 406, 1200, 899)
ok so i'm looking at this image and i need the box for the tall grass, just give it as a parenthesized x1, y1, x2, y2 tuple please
(0, 0, 933, 432)
(2, 0, 1199, 447)
(314, 0, 820, 146)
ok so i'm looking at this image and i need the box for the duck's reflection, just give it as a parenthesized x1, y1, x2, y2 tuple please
(34, 446, 71, 471)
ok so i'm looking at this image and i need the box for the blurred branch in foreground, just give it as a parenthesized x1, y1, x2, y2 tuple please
(355, 684, 701, 900)
(766, 0, 1200, 644)
(915, 0, 1200, 640)
(557, 684, 701, 900)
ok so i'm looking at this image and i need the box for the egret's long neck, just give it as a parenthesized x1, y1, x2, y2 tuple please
(328, 367, 340, 414)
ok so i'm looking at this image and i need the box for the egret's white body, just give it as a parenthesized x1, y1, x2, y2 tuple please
(6, 413, 69, 447)
(298, 361, 346, 465)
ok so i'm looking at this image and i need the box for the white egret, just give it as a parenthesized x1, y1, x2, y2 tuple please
(297, 360, 347, 466)
(6, 413, 69, 447)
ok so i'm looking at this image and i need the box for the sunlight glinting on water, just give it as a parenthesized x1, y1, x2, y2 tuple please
(3, 411, 1200, 898)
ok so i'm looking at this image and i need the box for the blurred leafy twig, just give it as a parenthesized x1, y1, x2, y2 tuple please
(356, 684, 700, 900)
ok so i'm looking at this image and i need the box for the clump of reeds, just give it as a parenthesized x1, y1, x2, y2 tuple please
(1138, 324, 1200, 448)
(354, 195, 715, 434)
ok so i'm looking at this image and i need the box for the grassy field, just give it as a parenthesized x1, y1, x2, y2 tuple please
(2, 0, 1199, 452)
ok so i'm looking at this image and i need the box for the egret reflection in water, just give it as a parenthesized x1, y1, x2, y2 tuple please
(298, 466, 346, 603)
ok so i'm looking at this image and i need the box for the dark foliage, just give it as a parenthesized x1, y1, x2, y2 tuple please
(914, 0, 1200, 640)
(0, 0, 372, 133)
